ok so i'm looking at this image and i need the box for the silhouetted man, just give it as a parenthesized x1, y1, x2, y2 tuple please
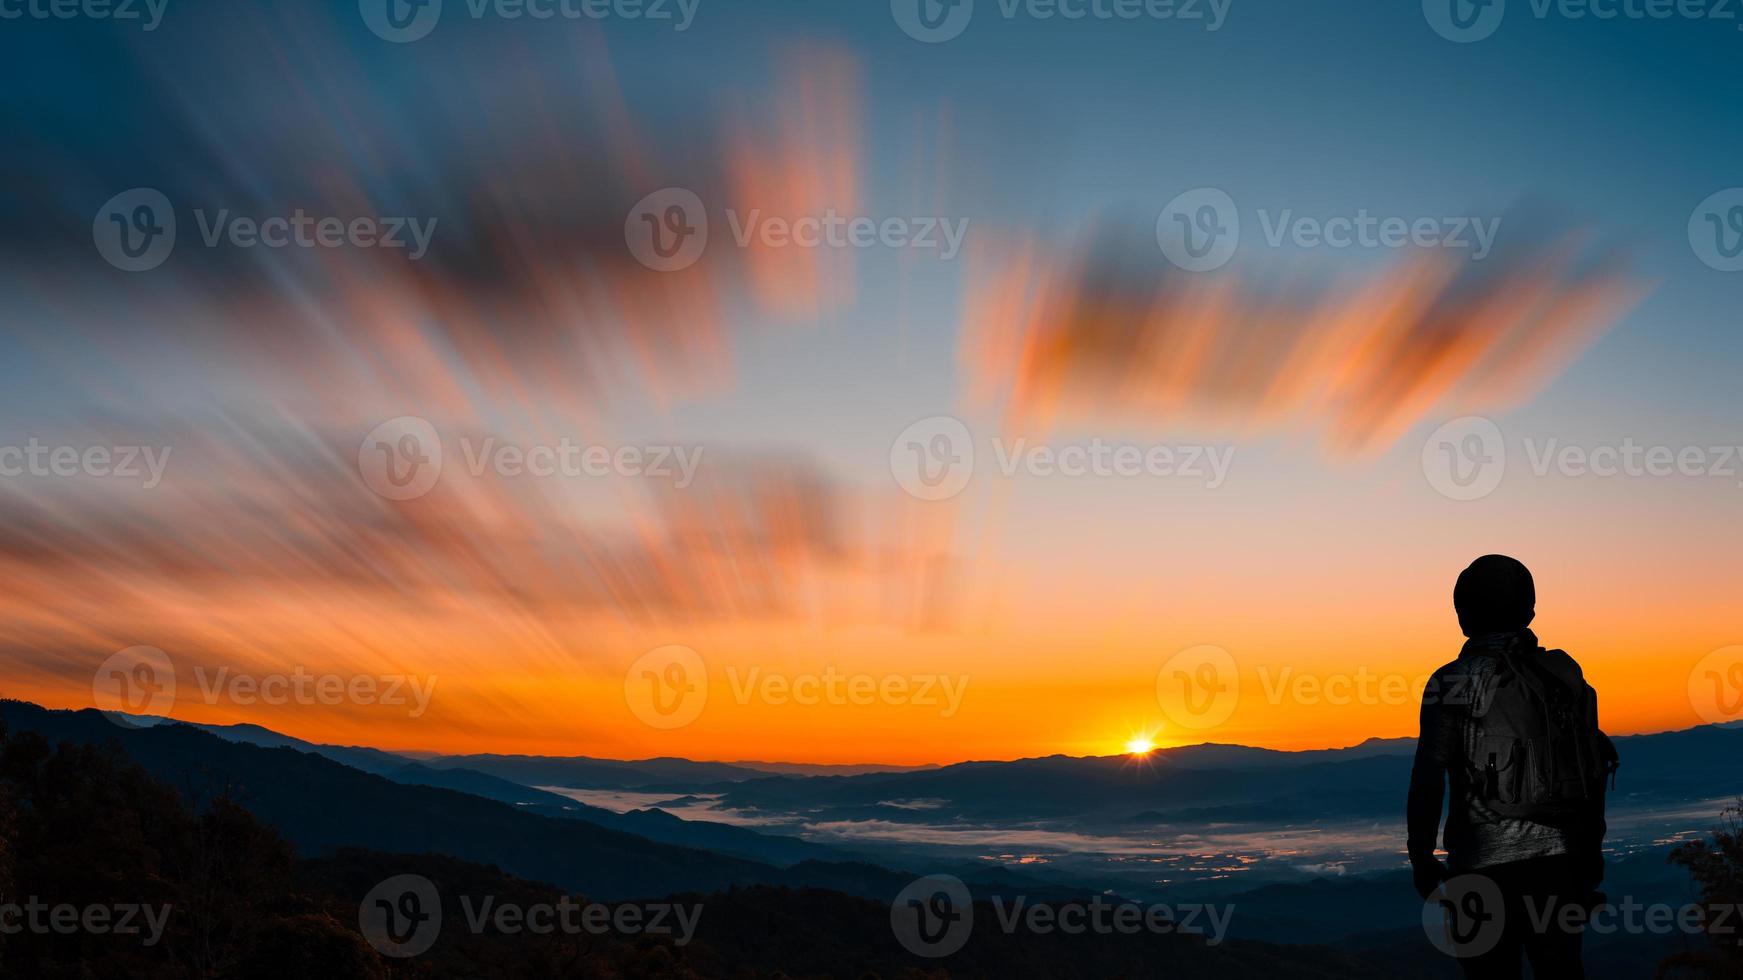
(1408, 555, 1616, 979)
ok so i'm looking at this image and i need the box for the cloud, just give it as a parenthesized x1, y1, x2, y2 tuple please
(960, 215, 1645, 454)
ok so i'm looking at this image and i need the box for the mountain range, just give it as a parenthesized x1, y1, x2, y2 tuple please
(2, 698, 1734, 979)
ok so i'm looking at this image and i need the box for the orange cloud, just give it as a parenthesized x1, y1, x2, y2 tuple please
(961, 219, 1645, 453)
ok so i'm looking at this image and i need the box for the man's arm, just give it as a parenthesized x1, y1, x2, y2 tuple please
(1573, 684, 1610, 894)
(1407, 686, 1451, 898)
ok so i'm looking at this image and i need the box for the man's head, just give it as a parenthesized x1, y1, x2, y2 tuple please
(1454, 554, 1536, 637)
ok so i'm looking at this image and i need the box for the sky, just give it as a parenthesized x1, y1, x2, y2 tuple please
(0, 0, 1740, 763)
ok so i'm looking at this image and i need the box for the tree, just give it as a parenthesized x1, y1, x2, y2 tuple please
(1661, 799, 1743, 979)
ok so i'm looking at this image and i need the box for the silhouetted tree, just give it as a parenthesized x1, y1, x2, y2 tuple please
(228, 912, 386, 980)
(0, 719, 14, 975)
(1661, 799, 1743, 979)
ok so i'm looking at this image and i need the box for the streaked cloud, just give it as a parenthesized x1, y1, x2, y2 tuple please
(961, 216, 1645, 453)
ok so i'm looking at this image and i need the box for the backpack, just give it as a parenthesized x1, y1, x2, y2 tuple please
(1466, 645, 1620, 827)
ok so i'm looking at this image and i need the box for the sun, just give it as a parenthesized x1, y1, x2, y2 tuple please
(1124, 736, 1156, 757)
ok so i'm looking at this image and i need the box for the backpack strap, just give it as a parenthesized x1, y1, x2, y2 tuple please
(1495, 642, 1562, 706)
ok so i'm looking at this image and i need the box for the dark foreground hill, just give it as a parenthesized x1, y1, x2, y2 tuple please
(179, 716, 860, 868)
(0, 701, 1125, 901)
(0, 705, 1404, 978)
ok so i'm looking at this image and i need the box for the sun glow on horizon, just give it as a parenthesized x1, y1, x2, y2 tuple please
(1124, 736, 1157, 757)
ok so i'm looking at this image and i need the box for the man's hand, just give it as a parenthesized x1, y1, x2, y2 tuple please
(1412, 858, 1447, 900)
(1577, 840, 1604, 889)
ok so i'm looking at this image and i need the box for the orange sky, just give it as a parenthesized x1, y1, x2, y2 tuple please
(3, 36, 1736, 766)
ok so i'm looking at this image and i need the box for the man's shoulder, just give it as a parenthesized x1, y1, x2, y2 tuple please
(1422, 656, 1495, 709)
(1534, 646, 1588, 688)
(1427, 656, 1497, 683)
